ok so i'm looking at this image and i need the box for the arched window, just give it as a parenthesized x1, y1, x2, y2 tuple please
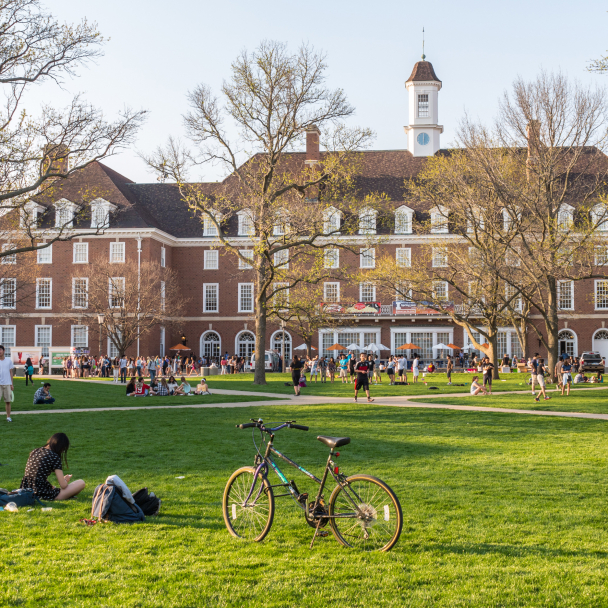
(237, 210, 255, 236)
(594, 330, 608, 340)
(592, 329, 608, 361)
(430, 205, 448, 234)
(323, 206, 342, 235)
(558, 329, 577, 358)
(592, 204, 608, 231)
(358, 208, 377, 235)
(394, 205, 414, 234)
(271, 330, 291, 362)
(201, 331, 221, 360)
(557, 204, 574, 231)
(236, 331, 255, 359)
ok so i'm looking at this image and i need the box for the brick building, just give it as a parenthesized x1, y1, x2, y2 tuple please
(3, 58, 608, 365)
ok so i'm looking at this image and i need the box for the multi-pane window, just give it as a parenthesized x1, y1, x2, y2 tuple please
(324, 248, 339, 269)
(0, 278, 16, 309)
(238, 212, 255, 236)
(272, 283, 289, 308)
(203, 283, 218, 312)
(108, 334, 120, 358)
(109, 277, 125, 309)
(0, 326, 15, 355)
(358, 208, 377, 235)
(395, 209, 413, 234)
(71, 325, 88, 348)
(110, 242, 125, 263)
(558, 208, 573, 231)
(396, 248, 411, 268)
(595, 280, 608, 310)
(160, 281, 166, 312)
(359, 282, 376, 302)
(36, 278, 52, 309)
(37, 244, 52, 264)
(160, 326, 165, 357)
(91, 204, 110, 229)
(432, 247, 448, 267)
(204, 250, 218, 270)
(395, 281, 412, 300)
(274, 249, 289, 269)
(360, 248, 376, 268)
(203, 213, 219, 236)
(592, 204, 608, 231)
(558, 280, 574, 310)
(161, 247, 166, 267)
(433, 281, 448, 301)
(595, 246, 608, 266)
(36, 326, 51, 357)
(503, 209, 513, 232)
(417, 93, 429, 118)
(55, 203, 74, 228)
(505, 284, 523, 312)
(469, 247, 482, 265)
(505, 247, 521, 267)
(323, 208, 341, 234)
(321, 332, 336, 358)
(324, 282, 340, 303)
(72, 278, 88, 309)
(1, 244, 16, 264)
(73, 242, 88, 263)
(238, 283, 254, 313)
(430, 209, 448, 234)
(239, 250, 254, 269)
(273, 211, 288, 236)
(410, 332, 433, 362)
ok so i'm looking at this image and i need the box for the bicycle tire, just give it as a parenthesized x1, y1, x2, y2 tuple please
(328, 474, 402, 552)
(222, 466, 275, 542)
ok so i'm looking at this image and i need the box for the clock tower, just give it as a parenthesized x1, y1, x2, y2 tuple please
(404, 56, 443, 156)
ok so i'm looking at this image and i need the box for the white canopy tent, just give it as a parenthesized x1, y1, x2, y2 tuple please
(432, 343, 450, 350)
(293, 344, 317, 351)
(345, 343, 360, 350)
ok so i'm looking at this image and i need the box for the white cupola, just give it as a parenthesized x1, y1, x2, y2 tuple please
(403, 56, 443, 157)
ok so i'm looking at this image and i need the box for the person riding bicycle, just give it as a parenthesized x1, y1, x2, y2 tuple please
(354, 353, 374, 403)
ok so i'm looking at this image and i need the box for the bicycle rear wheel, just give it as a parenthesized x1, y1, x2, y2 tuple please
(223, 466, 274, 542)
(329, 474, 402, 552)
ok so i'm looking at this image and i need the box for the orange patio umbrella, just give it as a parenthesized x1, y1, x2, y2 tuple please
(169, 344, 192, 351)
(447, 344, 461, 350)
(327, 343, 346, 350)
(397, 343, 420, 350)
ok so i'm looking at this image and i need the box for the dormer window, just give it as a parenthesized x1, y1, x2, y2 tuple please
(557, 204, 574, 231)
(358, 207, 377, 235)
(273, 210, 289, 236)
(467, 208, 484, 234)
(237, 210, 255, 237)
(395, 205, 414, 234)
(90, 198, 117, 230)
(323, 206, 342, 235)
(592, 204, 608, 231)
(20, 202, 44, 229)
(430, 206, 449, 234)
(417, 94, 429, 118)
(203, 211, 221, 237)
(54, 199, 77, 229)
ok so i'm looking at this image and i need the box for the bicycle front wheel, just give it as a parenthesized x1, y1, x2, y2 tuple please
(222, 466, 275, 542)
(329, 474, 402, 552)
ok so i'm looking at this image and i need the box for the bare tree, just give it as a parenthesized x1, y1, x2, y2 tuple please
(0, 0, 146, 260)
(64, 256, 185, 357)
(145, 41, 385, 384)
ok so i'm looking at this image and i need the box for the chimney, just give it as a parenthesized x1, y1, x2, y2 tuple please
(305, 126, 320, 165)
(43, 143, 70, 176)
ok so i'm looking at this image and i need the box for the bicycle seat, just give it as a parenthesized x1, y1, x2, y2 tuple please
(317, 436, 350, 449)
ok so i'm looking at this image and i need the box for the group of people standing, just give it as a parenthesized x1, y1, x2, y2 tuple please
(219, 355, 247, 374)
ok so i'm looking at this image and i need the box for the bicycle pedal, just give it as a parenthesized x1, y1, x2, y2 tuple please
(317, 530, 330, 538)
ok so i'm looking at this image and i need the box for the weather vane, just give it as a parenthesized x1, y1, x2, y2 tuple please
(422, 27, 426, 61)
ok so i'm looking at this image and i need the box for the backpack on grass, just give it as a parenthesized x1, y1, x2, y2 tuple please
(0, 488, 42, 507)
(91, 483, 145, 524)
(132, 487, 161, 516)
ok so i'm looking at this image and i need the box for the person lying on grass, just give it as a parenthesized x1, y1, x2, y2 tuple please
(195, 379, 211, 395)
(33, 382, 55, 405)
(174, 377, 191, 395)
(470, 376, 488, 396)
(20, 432, 85, 501)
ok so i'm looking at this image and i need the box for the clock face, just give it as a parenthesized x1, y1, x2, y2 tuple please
(417, 132, 430, 146)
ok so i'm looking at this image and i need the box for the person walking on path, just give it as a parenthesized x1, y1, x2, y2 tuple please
(354, 353, 374, 403)
(554, 357, 564, 390)
(530, 353, 539, 395)
(412, 355, 420, 383)
(0, 345, 14, 421)
(561, 357, 573, 396)
(446, 355, 454, 385)
(25, 358, 34, 386)
(534, 358, 551, 402)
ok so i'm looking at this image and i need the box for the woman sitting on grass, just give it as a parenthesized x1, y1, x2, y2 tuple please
(125, 377, 136, 396)
(20, 433, 85, 501)
(156, 378, 169, 396)
(470, 376, 488, 396)
(174, 377, 191, 395)
(167, 376, 178, 395)
(195, 379, 211, 395)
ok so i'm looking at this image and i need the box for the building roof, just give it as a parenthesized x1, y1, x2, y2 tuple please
(406, 60, 441, 84)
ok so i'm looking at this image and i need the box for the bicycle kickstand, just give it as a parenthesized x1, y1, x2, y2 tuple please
(309, 517, 324, 550)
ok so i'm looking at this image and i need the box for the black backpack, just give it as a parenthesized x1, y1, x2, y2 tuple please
(0, 488, 42, 507)
(132, 487, 161, 516)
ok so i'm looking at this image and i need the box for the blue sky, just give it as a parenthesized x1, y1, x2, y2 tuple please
(37, 0, 608, 182)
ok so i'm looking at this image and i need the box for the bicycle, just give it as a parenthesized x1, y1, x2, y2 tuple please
(222, 418, 403, 552)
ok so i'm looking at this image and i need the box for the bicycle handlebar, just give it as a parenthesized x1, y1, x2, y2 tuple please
(237, 423, 257, 429)
(236, 420, 308, 432)
(290, 424, 309, 431)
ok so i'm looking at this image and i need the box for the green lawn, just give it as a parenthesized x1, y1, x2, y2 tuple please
(9, 378, 278, 411)
(2, 401, 608, 606)
(410, 387, 608, 414)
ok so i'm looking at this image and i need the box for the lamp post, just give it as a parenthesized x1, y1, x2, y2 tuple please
(97, 314, 104, 356)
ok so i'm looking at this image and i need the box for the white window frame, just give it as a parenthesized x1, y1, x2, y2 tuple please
(324, 282, 340, 303)
(394, 206, 414, 234)
(108, 277, 125, 309)
(110, 242, 125, 263)
(0, 278, 16, 309)
(273, 249, 289, 269)
(432, 247, 448, 268)
(160, 246, 166, 268)
(1, 243, 16, 265)
(37, 243, 52, 264)
(21, 202, 44, 229)
(359, 282, 376, 302)
(358, 208, 377, 235)
(592, 204, 608, 231)
(324, 248, 339, 269)
(203, 283, 219, 313)
(71, 325, 88, 348)
(595, 246, 608, 266)
(395, 281, 412, 300)
(160, 280, 166, 312)
(417, 93, 429, 118)
(237, 210, 255, 237)
(273, 210, 289, 236)
(595, 280, 608, 310)
(73, 242, 89, 264)
(557, 280, 574, 311)
(160, 326, 165, 357)
(72, 277, 88, 309)
(239, 250, 254, 270)
(203, 211, 221, 237)
(0, 325, 15, 355)
(396, 248, 411, 268)
(360, 247, 376, 269)
(433, 280, 448, 301)
(90, 198, 116, 229)
(54, 199, 76, 229)
(272, 282, 289, 309)
(430, 206, 449, 234)
(204, 249, 218, 270)
(238, 283, 254, 313)
(35, 325, 52, 357)
(557, 205, 574, 231)
(323, 206, 342, 235)
(505, 284, 523, 313)
(36, 278, 52, 309)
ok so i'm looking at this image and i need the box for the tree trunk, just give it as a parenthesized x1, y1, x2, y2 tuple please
(544, 291, 560, 383)
(254, 267, 268, 386)
(305, 341, 313, 360)
(487, 329, 500, 380)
